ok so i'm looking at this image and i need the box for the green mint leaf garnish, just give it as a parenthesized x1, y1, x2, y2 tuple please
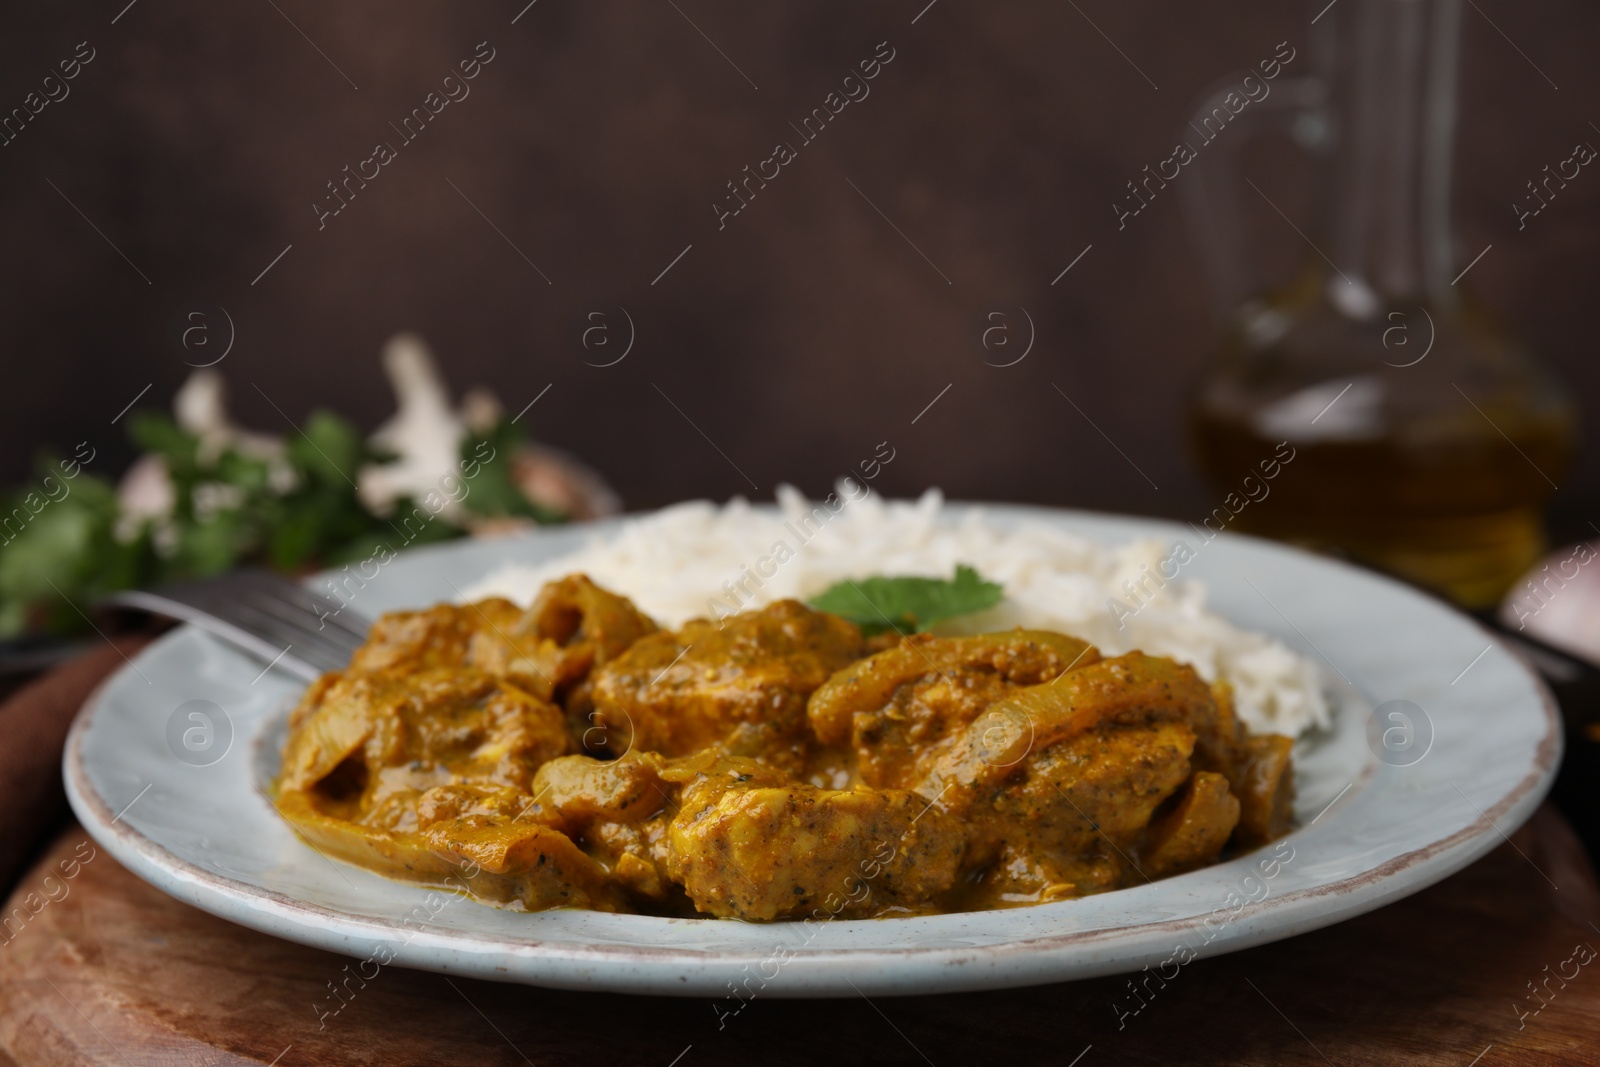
(807, 564, 1003, 636)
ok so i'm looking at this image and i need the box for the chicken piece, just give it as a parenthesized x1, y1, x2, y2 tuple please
(532, 751, 672, 827)
(275, 580, 661, 915)
(916, 651, 1221, 808)
(346, 578, 655, 709)
(957, 723, 1199, 905)
(524, 752, 678, 901)
(472, 574, 658, 707)
(344, 601, 515, 676)
(589, 600, 865, 773)
(898, 651, 1264, 903)
(413, 781, 532, 828)
(1230, 735, 1295, 846)
(1188, 681, 1295, 846)
(656, 752, 796, 798)
(522, 753, 793, 907)
(518, 753, 797, 909)
(665, 759, 966, 921)
(1138, 771, 1241, 878)
(278, 789, 624, 910)
(418, 815, 625, 911)
(583, 820, 678, 901)
(277, 666, 623, 911)
(807, 631, 1099, 788)
(279, 666, 569, 831)
(525, 574, 660, 659)
(403, 774, 647, 910)
(278, 779, 627, 911)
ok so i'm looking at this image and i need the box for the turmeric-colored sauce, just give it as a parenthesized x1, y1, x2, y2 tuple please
(275, 574, 1294, 920)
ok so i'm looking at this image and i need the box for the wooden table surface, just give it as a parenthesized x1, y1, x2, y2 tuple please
(1, 807, 1598, 1066)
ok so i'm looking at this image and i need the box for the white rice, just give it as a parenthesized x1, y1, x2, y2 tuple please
(465, 487, 1330, 738)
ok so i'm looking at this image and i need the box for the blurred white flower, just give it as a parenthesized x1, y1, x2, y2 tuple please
(193, 481, 246, 520)
(114, 454, 172, 542)
(358, 332, 469, 519)
(116, 370, 287, 532)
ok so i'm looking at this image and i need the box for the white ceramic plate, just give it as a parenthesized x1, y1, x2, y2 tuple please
(65, 505, 1560, 997)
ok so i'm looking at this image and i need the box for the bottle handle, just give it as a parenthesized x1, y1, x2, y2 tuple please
(1180, 75, 1329, 316)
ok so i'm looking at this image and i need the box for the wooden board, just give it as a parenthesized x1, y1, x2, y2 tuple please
(2, 808, 1598, 1066)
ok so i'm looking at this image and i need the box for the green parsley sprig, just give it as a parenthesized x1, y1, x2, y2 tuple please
(0, 411, 560, 638)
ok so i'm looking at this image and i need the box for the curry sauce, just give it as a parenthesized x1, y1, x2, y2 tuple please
(274, 574, 1295, 920)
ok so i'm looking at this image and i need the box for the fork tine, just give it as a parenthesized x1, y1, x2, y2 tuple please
(101, 568, 375, 682)
(303, 592, 373, 641)
(105, 588, 324, 682)
(251, 575, 373, 645)
(222, 600, 354, 672)
(236, 572, 367, 632)
(234, 588, 365, 655)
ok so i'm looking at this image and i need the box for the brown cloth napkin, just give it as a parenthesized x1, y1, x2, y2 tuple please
(0, 636, 152, 894)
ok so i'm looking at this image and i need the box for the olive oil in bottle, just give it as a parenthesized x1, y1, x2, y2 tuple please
(1189, 284, 1575, 606)
(1182, 0, 1576, 607)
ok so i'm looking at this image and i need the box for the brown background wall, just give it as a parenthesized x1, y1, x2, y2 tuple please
(1, 0, 1596, 518)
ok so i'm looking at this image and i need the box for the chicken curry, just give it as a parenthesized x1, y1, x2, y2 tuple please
(275, 574, 1295, 920)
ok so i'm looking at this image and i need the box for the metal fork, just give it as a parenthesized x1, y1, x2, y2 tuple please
(105, 570, 371, 682)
